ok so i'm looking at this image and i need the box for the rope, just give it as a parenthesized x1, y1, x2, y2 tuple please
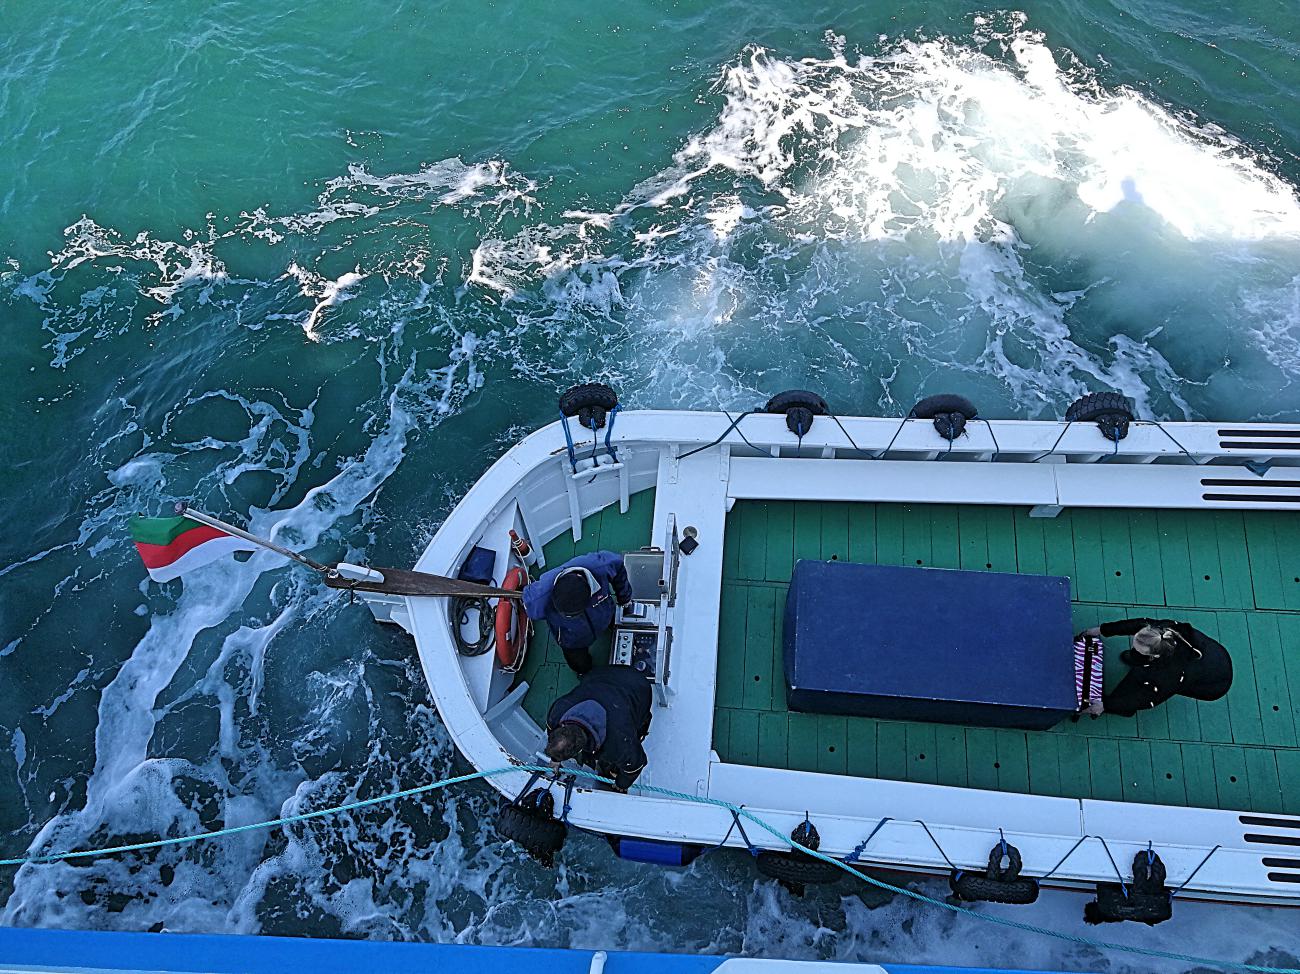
(602, 405, 620, 464)
(1030, 420, 1074, 462)
(1038, 834, 1090, 881)
(827, 414, 867, 455)
(559, 412, 579, 471)
(677, 410, 758, 461)
(0, 766, 529, 867)
(4, 764, 1296, 974)
(878, 414, 910, 458)
(1145, 419, 1205, 465)
(979, 418, 1002, 460)
(1096, 835, 1129, 896)
(1172, 844, 1221, 896)
(844, 816, 892, 864)
(915, 820, 959, 870)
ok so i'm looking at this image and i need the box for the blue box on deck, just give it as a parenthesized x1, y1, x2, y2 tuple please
(783, 561, 1077, 730)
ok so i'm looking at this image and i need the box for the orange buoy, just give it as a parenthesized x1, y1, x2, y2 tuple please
(495, 566, 530, 671)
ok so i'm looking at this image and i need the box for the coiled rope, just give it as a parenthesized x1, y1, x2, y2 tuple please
(2, 764, 1296, 974)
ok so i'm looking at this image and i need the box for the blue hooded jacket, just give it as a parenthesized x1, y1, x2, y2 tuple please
(522, 550, 632, 650)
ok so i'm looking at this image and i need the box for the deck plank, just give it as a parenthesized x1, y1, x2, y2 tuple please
(1118, 739, 1156, 805)
(1069, 509, 1108, 603)
(994, 730, 1031, 793)
(984, 507, 1019, 575)
(1215, 611, 1264, 745)
(742, 585, 778, 711)
(819, 716, 848, 775)
(1041, 511, 1078, 588)
(1276, 614, 1300, 747)
(964, 729, 1000, 791)
(729, 710, 761, 766)
(905, 723, 938, 784)
(1180, 744, 1219, 809)
(845, 718, 878, 778)
(1011, 509, 1048, 577)
(934, 726, 970, 788)
(820, 502, 851, 562)
(1148, 740, 1188, 807)
(739, 501, 769, 582)
(765, 502, 794, 583)
(1272, 513, 1300, 610)
(929, 505, 962, 569)
(1099, 509, 1138, 605)
(1210, 744, 1251, 810)
(957, 506, 991, 572)
(1055, 735, 1092, 797)
(1244, 747, 1284, 813)
(876, 505, 905, 568)
(715, 583, 748, 710)
(1244, 511, 1287, 610)
(1126, 509, 1167, 606)
(1276, 750, 1300, 815)
(793, 503, 822, 567)
(1156, 511, 1197, 608)
(847, 503, 877, 565)
(1185, 511, 1229, 609)
(757, 711, 789, 769)
(1214, 512, 1256, 611)
(876, 722, 909, 781)
(1026, 734, 1063, 797)
(901, 504, 935, 569)
(1087, 738, 1124, 802)
(1247, 613, 1297, 748)
(788, 713, 821, 773)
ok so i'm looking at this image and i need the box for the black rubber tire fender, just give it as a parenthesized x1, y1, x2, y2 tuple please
(1083, 885, 1172, 925)
(910, 393, 978, 420)
(949, 871, 1040, 905)
(1064, 391, 1133, 424)
(559, 383, 619, 418)
(496, 798, 567, 866)
(763, 390, 828, 416)
(754, 851, 843, 887)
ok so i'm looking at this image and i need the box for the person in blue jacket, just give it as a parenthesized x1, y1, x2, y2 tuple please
(522, 550, 632, 674)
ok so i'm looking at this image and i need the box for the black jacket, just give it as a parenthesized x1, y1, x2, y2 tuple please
(1099, 617, 1233, 716)
(547, 665, 652, 791)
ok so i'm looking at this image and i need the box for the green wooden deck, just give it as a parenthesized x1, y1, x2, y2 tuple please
(517, 489, 658, 725)
(715, 501, 1300, 815)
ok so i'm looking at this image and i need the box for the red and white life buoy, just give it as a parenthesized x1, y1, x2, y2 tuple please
(495, 566, 530, 671)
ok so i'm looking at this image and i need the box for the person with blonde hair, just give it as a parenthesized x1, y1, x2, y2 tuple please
(1082, 617, 1233, 717)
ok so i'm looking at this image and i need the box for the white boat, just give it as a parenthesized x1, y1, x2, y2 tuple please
(351, 385, 1300, 916)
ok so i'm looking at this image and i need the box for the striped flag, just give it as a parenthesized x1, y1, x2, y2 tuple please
(130, 515, 260, 582)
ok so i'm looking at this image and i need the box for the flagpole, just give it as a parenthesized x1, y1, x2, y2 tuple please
(175, 503, 331, 573)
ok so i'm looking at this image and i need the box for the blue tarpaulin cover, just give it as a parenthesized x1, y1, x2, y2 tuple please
(784, 560, 1076, 730)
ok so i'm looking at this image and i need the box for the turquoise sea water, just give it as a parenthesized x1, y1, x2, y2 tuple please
(2, 1, 1299, 969)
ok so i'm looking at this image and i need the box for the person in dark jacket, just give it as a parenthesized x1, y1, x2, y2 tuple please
(522, 550, 632, 674)
(1083, 617, 1233, 717)
(545, 664, 652, 791)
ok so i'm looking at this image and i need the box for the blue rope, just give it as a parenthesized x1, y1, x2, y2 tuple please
(1038, 834, 1089, 881)
(559, 412, 578, 471)
(844, 816, 892, 865)
(602, 405, 620, 463)
(1173, 844, 1221, 896)
(3, 764, 1295, 974)
(1096, 834, 1129, 896)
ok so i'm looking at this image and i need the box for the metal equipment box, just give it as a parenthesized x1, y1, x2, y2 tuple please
(783, 560, 1077, 730)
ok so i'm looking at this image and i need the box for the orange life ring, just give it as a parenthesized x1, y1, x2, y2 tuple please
(495, 566, 529, 671)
